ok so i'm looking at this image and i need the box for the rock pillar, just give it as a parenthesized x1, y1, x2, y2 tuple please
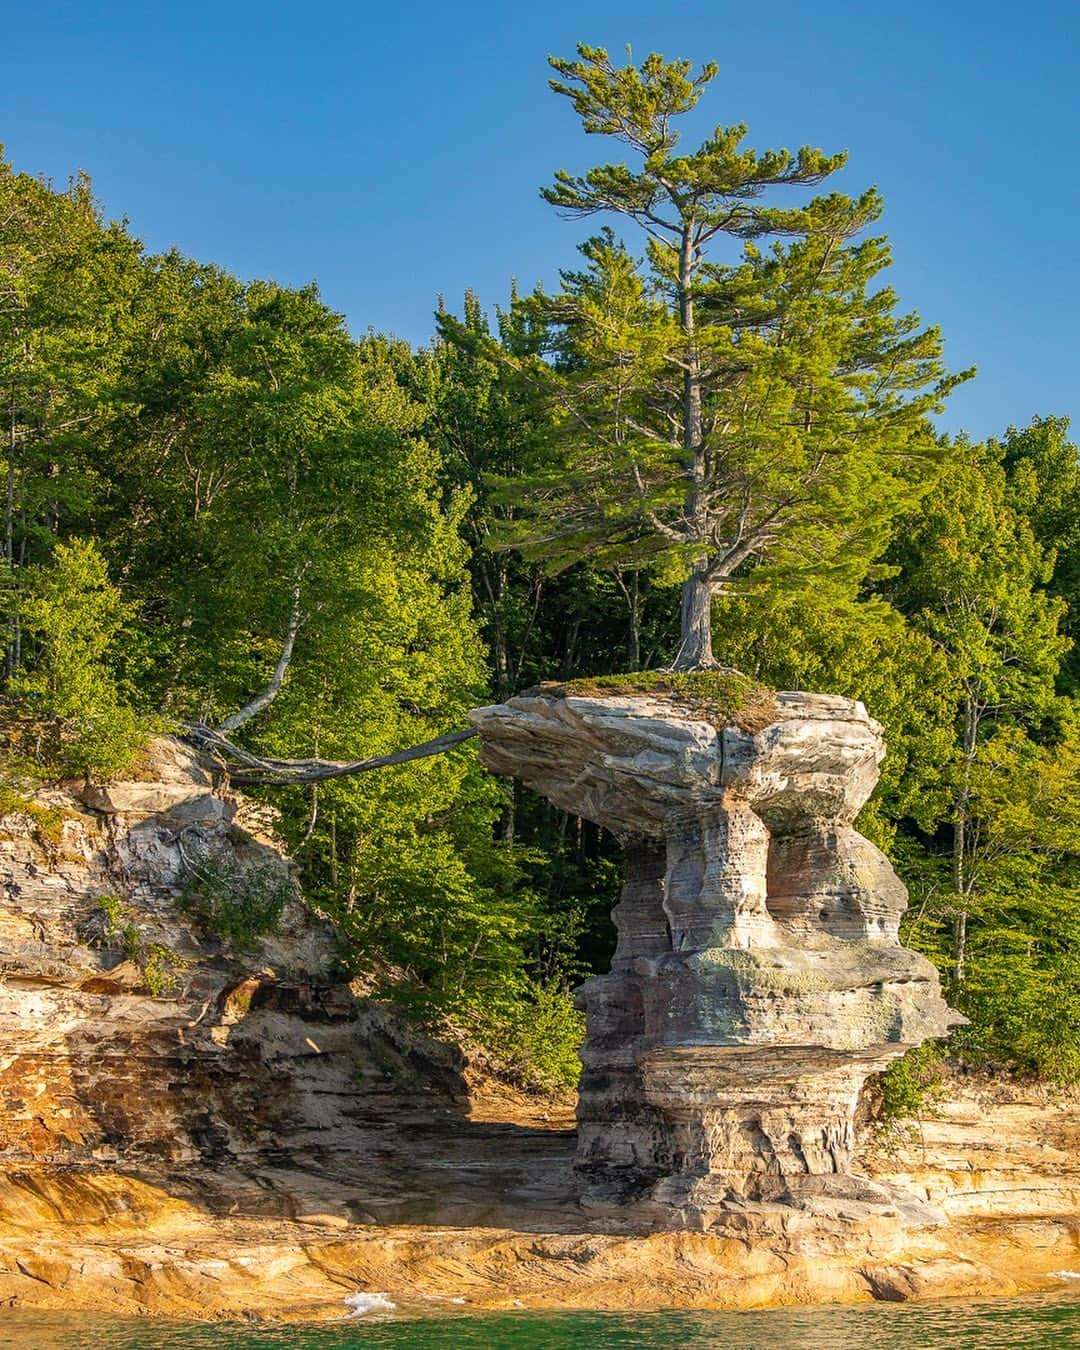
(470, 682, 961, 1226)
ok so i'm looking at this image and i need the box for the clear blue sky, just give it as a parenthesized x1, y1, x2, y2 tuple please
(3, 0, 1077, 440)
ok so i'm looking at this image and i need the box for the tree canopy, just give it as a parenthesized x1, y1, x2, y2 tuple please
(0, 40, 1076, 1097)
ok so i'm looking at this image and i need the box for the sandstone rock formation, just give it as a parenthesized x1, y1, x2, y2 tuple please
(0, 737, 462, 1169)
(469, 679, 961, 1226)
(0, 724, 1075, 1322)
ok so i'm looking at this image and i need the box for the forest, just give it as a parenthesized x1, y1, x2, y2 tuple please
(1, 47, 1077, 1095)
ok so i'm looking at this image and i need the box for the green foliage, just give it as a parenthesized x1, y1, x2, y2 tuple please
(876, 1043, 946, 1129)
(0, 151, 144, 579)
(141, 943, 182, 997)
(711, 581, 957, 849)
(1002, 416, 1080, 692)
(0, 152, 568, 1081)
(421, 291, 551, 701)
(0, 781, 71, 848)
(712, 429, 1080, 1081)
(481, 46, 971, 665)
(884, 440, 1079, 1076)
(484, 979, 585, 1092)
(178, 844, 292, 949)
(94, 893, 182, 996)
(953, 949, 1080, 1083)
(97, 892, 141, 961)
(0, 108, 1075, 1096)
(10, 540, 154, 777)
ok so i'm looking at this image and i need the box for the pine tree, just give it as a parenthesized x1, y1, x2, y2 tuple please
(1001, 416, 1080, 691)
(496, 46, 970, 668)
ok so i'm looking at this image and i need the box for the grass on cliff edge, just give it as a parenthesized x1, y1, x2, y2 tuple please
(529, 670, 778, 734)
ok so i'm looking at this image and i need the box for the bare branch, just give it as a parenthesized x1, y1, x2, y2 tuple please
(217, 572, 304, 734)
(183, 723, 479, 786)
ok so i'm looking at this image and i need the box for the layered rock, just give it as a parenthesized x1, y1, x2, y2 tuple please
(0, 722, 1075, 1321)
(0, 737, 462, 1169)
(470, 679, 961, 1225)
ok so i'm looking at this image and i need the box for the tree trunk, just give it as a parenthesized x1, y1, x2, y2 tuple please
(953, 909, 967, 986)
(500, 779, 516, 843)
(671, 563, 716, 670)
(614, 567, 643, 669)
(6, 395, 15, 571)
(627, 568, 641, 670)
(217, 574, 303, 734)
(6, 394, 15, 680)
(490, 556, 511, 700)
(561, 615, 581, 677)
(672, 224, 715, 671)
(951, 693, 978, 986)
(185, 722, 478, 785)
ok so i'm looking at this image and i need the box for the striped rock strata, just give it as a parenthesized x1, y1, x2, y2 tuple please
(0, 737, 463, 1170)
(469, 684, 961, 1227)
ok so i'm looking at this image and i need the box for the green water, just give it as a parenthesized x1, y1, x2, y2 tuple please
(3, 1290, 1080, 1350)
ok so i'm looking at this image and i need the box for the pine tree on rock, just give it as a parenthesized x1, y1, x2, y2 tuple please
(496, 46, 971, 669)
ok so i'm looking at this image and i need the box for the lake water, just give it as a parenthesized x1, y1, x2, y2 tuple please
(3, 1289, 1080, 1350)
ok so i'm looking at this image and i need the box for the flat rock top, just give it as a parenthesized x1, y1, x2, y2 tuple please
(469, 677, 884, 832)
(519, 673, 877, 731)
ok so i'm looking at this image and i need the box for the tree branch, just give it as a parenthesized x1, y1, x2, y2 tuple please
(182, 723, 479, 786)
(217, 573, 304, 734)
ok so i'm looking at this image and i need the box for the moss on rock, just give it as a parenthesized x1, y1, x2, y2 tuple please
(529, 669, 778, 734)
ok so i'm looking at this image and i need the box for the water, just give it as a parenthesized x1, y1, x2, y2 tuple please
(3, 1290, 1080, 1350)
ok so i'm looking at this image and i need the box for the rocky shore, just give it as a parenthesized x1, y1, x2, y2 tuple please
(0, 728, 1076, 1322)
(0, 1076, 1077, 1321)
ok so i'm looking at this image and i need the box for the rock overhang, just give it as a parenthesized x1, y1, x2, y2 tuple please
(468, 685, 886, 837)
(468, 677, 960, 1223)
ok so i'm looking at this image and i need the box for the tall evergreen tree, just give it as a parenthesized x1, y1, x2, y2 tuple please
(1001, 416, 1080, 691)
(494, 46, 970, 668)
(890, 440, 1069, 985)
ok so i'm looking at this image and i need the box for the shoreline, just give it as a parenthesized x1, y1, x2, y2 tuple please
(1, 1075, 1077, 1324)
(0, 1168, 1077, 1323)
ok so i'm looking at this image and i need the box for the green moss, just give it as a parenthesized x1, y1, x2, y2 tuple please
(0, 783, 74, 849)
(695, 947, 833, 994)
(861, 990, 904, 1044)
(532, 669, 778, 733)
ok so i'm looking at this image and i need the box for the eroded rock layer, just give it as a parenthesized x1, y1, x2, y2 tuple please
(470, 684, 961, 1224)
(0, 738, 462, 1169)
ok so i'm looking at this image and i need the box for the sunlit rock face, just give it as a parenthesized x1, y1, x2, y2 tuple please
(0, 738, 462, 1169)
(469, 684, 960, 1226)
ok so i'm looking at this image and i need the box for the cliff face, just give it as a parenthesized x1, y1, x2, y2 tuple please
(470, 685, 961, 1226)
(0, 737, 462, 1171)
(0, 726, 1076, 1322)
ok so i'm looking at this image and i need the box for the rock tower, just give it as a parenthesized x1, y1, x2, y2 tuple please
(469, 677, 959, 1227)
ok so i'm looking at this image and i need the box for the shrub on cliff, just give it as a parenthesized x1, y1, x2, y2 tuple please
(177, 844, 293, 950)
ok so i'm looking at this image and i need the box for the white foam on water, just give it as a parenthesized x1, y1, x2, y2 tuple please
(1050, 1270, 1080, 1280)
(344, 1291, 397, 1315)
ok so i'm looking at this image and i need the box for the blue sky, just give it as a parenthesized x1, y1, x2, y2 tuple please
(3, 1, 1077, 440)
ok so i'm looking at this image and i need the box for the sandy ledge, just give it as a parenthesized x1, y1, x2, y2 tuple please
(1, 1078, 1077, 1323)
